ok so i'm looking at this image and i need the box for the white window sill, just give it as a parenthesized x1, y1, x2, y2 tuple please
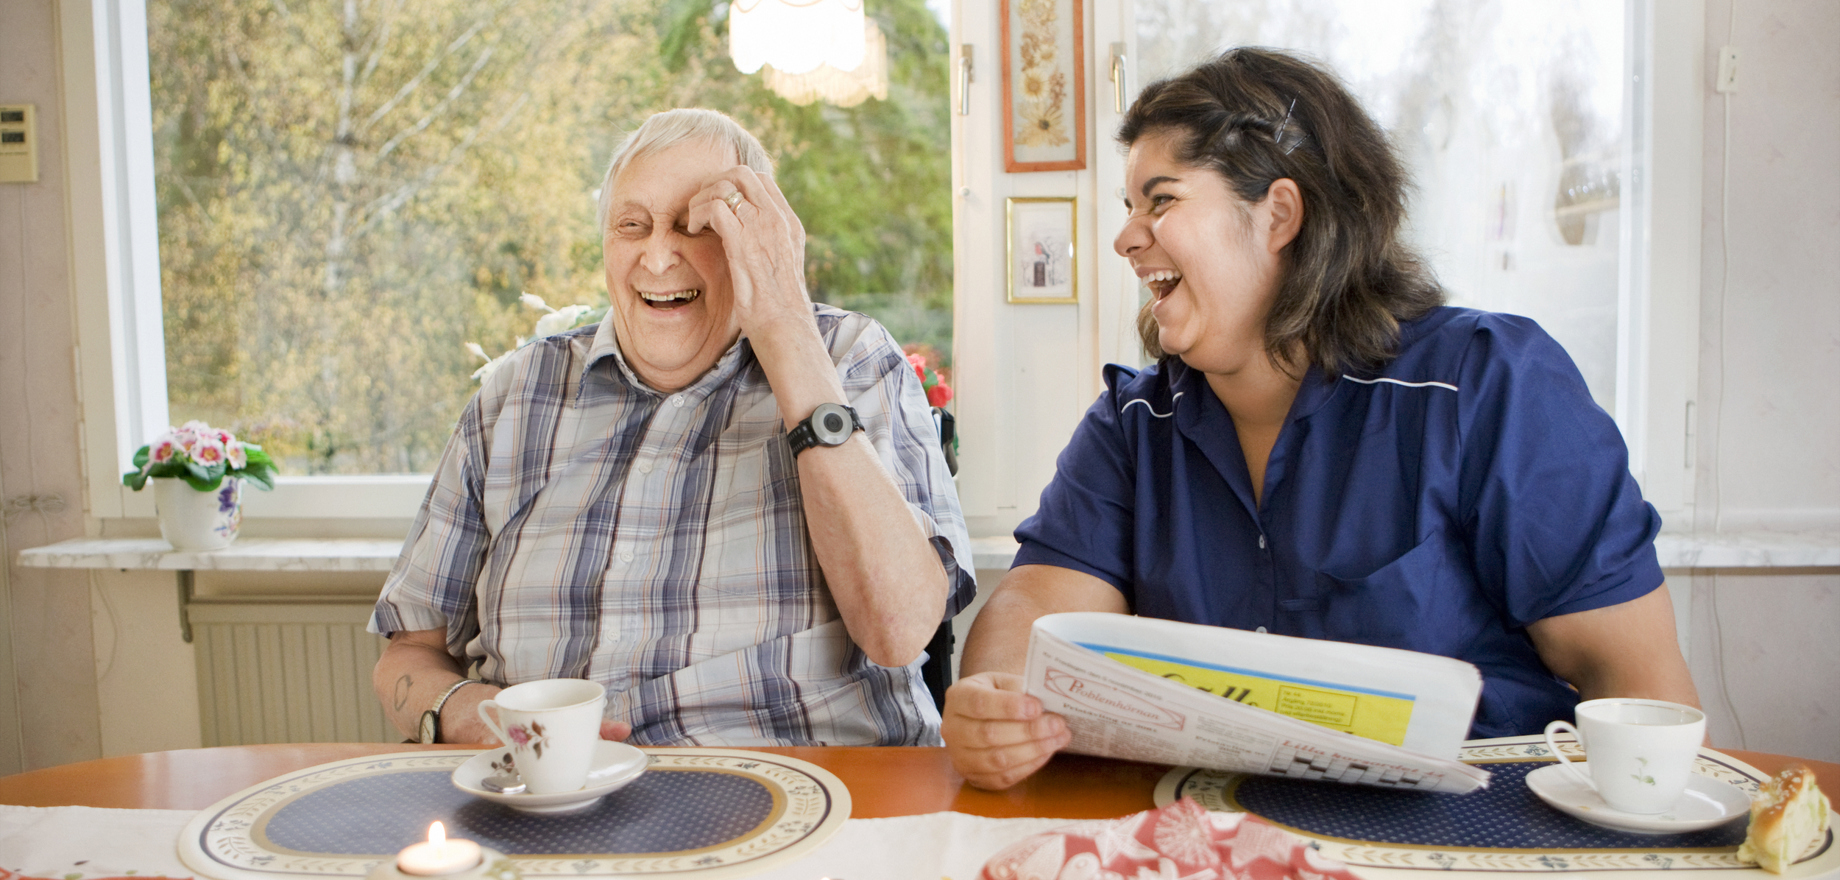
(17, 537, 403, 572)
(19, 532, 1840, 574)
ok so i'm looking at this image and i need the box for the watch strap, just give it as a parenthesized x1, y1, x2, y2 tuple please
(787, 403, 864, 457)
(423, 678, 478, 744)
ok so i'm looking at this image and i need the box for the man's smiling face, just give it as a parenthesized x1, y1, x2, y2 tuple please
(602, 138, 740, 392)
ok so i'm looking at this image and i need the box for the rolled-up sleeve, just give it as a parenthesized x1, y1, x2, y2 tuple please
(369, 391, 494, 646)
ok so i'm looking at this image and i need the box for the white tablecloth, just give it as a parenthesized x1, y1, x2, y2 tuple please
(0, 804, 1068, 880)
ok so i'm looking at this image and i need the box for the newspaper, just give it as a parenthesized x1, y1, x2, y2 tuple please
(1023, 613, 1492, 794)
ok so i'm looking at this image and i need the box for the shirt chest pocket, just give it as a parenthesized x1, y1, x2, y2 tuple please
(701, 436, 810, 601)
(1308, 531, 1471, 654)
(710, 437, 798, 515)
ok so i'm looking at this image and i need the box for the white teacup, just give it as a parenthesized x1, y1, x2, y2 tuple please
(1543, 698, 1706, 814)
(477, 679, 607, 795)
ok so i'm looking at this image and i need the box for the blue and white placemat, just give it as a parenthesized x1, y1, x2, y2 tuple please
(1157, 735, 1836, 875)
(178, 749, 849, 880)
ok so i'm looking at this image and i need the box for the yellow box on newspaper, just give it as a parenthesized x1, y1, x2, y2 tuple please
(1098, 649, 1416, 746)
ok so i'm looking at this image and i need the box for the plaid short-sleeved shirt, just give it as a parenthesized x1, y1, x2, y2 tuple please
(370, 305, 975, 746)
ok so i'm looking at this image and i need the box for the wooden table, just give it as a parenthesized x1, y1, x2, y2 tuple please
(1, 743, 1835, 819)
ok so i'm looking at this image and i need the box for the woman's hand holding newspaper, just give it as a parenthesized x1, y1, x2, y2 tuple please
(942, 671, 1074, 790)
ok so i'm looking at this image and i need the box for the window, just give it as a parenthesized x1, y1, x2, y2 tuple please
(74, 0, 952, 520)
(1136, 0, 1632, 414)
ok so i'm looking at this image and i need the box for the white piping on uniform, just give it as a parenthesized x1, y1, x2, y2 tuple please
(1342, 375, 1459, 392)
(1121, 392, 1184, 418)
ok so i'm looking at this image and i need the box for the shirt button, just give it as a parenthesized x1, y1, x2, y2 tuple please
(635, 459, 653, 474)
(1258, 534, 1267, 550)
(1256, 626, 1268, 634)
(618, 548, 634, 563)
(671, 394, 686, 408)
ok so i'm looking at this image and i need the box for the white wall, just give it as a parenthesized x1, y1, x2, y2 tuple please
(0, 0, 104, 774)
(1680, 0, 1840, 761)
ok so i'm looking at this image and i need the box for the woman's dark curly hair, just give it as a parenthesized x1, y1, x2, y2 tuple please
(1120, 47, 1443, 377)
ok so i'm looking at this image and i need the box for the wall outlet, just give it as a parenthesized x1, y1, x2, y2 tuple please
(0, 104, 39, 183)
(1716, 46, 1740, 94)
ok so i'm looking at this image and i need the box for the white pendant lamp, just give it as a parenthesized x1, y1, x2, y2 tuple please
(760, 17, 888, 107)
(729, 0, 867, 76)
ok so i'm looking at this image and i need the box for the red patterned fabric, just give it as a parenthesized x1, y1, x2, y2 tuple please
(979, 797, 1361, 880)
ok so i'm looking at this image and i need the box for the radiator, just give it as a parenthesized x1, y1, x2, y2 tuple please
(188, 602, 396, 746)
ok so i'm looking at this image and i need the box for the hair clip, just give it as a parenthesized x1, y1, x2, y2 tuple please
(1274, 97, 1305, 155)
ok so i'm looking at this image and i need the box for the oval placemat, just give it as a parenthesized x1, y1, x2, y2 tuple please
(1156, 734, 1836, 877)
(179, 748, 849, 880)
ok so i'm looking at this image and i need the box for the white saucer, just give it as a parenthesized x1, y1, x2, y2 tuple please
(1526, 762, 1753, 834)
(452, 740, 648, 813)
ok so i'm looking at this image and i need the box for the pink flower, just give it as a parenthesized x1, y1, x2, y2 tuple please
(151, 439, 180, 464)
(192, 437, 227, 466)
(908, 353, 927, 382)
(927, 383, 954, 407)
(226, 442, 248, 470)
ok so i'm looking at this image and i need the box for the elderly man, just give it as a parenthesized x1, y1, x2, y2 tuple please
(369, 109, 973, 747)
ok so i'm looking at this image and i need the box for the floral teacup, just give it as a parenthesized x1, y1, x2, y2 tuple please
(477, 679, 607, 794)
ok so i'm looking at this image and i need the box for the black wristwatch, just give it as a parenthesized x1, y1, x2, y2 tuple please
(418, 679, 478, 744)
(787, 403, 863, 457)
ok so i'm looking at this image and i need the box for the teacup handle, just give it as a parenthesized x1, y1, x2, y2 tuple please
(477, 699, 510, 747)
(1543, 720, 1596, 789)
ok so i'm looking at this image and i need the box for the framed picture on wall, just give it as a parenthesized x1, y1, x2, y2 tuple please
(1006, 197, 1077, 304)
(1000, 0, 1086, 172)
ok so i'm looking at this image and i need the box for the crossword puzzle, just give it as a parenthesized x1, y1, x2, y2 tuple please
(1267, 742, 1441, 788)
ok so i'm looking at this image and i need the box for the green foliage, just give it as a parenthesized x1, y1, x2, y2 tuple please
(149, 0, 952, 476)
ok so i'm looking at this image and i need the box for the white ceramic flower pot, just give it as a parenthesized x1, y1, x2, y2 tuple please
(154, 477, 242, 551)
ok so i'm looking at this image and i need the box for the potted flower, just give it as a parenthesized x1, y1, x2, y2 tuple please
(903, 345, 957, 475)
(122, 421, 278, 550)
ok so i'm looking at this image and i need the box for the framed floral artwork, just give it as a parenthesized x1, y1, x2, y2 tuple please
(1006, 197, 1077, 304)
(1001, 0, 1086, 172)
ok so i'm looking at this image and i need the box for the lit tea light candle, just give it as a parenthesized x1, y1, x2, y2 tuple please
(397, 822, 483, 876)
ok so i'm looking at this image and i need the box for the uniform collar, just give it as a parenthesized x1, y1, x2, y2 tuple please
(1167, 360, 1337, 520)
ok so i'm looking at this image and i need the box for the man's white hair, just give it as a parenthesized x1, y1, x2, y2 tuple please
(596, 108, 774, 230)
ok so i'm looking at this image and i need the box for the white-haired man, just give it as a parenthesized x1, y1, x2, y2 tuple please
(369, 109, 972, 746)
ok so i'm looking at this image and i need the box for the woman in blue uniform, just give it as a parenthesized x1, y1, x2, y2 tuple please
(942, 47, 1698, 790)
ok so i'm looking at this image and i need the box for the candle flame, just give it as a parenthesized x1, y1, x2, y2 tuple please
(428, 821, 446, 848)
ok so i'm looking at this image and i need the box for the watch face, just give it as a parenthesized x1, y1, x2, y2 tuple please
(812, 404, 854, 445)
(418, 710, 437, 744)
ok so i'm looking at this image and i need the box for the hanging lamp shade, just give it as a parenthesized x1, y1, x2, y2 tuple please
(729, 0, 866, 75)
(760, 18, 888, 107)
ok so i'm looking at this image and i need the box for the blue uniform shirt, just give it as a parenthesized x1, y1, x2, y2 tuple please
(1014, 307, 1664, 738)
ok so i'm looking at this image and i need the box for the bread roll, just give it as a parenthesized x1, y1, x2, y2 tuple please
(1737, 765, 1831, 874)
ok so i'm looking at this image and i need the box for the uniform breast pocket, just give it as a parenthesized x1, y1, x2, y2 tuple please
(1314, 531, 1466, 652)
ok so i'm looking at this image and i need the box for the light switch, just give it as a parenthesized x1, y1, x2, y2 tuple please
(0, 104, 39, 184)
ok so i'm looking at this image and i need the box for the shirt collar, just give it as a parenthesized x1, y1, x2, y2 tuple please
(581, 318, 752, 401)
